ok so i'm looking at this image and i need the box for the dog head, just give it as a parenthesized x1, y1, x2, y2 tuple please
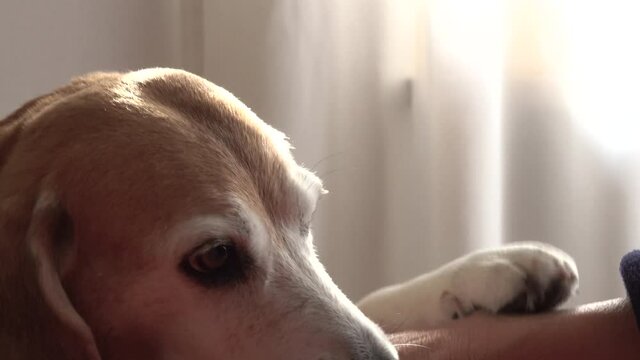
(0, 69, 397, 360)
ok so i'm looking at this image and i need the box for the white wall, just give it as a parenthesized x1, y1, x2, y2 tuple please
(0, 0, 199, 117)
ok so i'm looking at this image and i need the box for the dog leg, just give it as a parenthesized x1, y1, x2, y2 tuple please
(358, 242, 578, 332)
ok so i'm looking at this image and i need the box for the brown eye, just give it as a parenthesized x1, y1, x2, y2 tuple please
(181, 239, 250, 287)
(189, 243, 230, 273)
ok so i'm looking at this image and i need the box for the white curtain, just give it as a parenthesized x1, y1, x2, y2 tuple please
(202, 0, 640, 306)
(2, 0, 639, 306)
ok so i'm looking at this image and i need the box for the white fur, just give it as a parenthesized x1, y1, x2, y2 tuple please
(231, 197, 272, 270)
(167, 216, 242, 256)
(358, 242, 579, 332)
(292, 167, 327, 224)
(286, 227, 398, 359)
(258, 169, 398, 359)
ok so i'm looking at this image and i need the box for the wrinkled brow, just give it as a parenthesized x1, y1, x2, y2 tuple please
(166, 196, 271, 256)
(165, 212, 248, 253)
(293, 168, 326, 218)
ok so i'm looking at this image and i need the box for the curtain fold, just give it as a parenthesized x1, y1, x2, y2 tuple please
(202, 0, 639, 305)
(3, 0, 635, 306)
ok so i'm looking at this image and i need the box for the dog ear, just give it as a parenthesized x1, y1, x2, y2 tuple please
(0, 192, 102, 360)
(0, 78, 114, 360)
(26, 193, 102, 360)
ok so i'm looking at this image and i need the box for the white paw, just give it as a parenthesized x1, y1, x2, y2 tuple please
(441, 242, 579, 318)
(358, 242, 578, 332)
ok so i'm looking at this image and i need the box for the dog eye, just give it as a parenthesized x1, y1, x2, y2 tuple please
(189, 242, 231, 272)
(181, 239, 249, 287)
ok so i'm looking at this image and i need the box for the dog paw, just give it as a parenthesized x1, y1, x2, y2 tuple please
(441, 242, 579, 319)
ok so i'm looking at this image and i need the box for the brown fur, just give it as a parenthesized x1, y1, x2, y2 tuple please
(0, 69, 309, 359)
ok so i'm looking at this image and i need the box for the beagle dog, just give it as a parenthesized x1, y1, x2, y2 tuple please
(0, 68, 577, 360)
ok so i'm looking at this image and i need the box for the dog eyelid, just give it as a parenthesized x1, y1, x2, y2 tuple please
(180, 236, 253, 288)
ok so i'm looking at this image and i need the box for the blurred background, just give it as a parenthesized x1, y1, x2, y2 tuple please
(2, 0, 639, 306)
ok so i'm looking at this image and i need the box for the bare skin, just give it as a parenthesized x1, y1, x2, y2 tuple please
(390, 298, 640, 359)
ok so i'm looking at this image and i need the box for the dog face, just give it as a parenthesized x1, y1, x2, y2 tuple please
(0, 69, 397, 360)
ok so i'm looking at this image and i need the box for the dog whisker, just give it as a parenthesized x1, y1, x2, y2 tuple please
(309, 152, 345, 172)
(317, 167, 357, 181)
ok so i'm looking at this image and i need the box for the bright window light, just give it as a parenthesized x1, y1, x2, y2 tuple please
(562, 0, 640, 155)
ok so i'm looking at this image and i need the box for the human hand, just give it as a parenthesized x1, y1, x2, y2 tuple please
(389, 298, 640, 360)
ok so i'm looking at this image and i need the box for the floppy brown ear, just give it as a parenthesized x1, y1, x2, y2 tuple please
(0, 192, 102, 360)
(28, 193, 102, 360)
(0, 76, 118, 360)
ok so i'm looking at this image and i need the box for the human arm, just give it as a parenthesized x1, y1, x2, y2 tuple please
(390, 297, 640, 359)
